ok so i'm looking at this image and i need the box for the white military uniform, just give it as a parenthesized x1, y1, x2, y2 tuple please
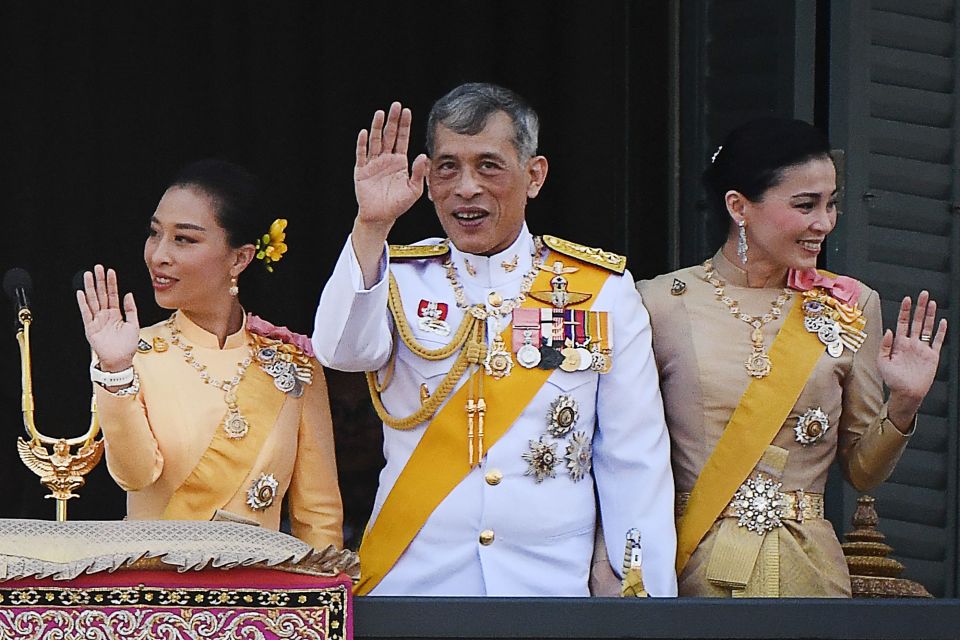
(313, 224, 677, 596)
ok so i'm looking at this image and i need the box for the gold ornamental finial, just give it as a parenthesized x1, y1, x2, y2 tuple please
(8, 269, 103, 521)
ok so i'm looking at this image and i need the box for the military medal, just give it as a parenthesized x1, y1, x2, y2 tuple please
(547, 394, 579, 437)
(517, 329, 542, 368)
(522, 437, 559, 483)
(559, 343, 581, 372)
(538, 345, 564, 369)
(246, 473, 279, 511)
(565, 431, 592, 482)
(801, 291, 867, 357)
(795, 407, 830, 445)
(484, 335, 513, 379)
(417, 299, 452, 337)
(256, 344, 311, 398)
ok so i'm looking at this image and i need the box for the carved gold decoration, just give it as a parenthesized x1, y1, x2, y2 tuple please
(17, 438, 103, 502)
(842, 495, 932, 598)
(542, 234, 626, 274)
(388, 243, 450, 259)
(13, 305, 102, 521)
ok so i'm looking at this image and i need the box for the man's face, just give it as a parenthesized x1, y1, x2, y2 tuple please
(427, 111, 547, 256)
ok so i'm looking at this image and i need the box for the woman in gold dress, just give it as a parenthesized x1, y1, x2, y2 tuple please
(638, 119, 945, 596)
(76, 159, 343, 550)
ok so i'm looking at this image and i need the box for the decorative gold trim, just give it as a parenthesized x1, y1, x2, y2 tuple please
(388, 243, 450, 259)
(542, 235, 626, 274)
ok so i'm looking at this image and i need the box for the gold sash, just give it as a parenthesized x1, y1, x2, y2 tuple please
(675, 295, 823, 574)
(163, 365, 286, 520)
(355, 257, 612, 595)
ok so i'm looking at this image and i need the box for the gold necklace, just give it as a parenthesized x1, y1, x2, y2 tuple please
(166, 314, 256, 439)
(442, 235, 546, 319)
(702, 259, 792, 379)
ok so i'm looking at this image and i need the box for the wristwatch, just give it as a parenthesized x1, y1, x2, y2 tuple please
(90, 363, 135, 387)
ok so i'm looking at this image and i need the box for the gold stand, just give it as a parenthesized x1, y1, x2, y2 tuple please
(13, 306, 103, 521)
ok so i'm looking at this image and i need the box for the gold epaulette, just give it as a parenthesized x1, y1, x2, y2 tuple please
(388, 243, 450, 260)
(542, 235, 626, 274)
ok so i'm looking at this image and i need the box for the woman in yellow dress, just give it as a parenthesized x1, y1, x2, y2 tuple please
(638, 119, 945, 596)
(76, 159, 343, 550)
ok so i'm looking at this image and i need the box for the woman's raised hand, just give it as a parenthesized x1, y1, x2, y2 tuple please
(76, 265, 140, 372)
(878, 290, 947, 430)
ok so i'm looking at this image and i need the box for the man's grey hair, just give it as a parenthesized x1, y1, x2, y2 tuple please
(425, 83, 540, 161)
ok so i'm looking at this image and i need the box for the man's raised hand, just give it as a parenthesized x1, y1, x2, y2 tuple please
(355, 102, 430, 229)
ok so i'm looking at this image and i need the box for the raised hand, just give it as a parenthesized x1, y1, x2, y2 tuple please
(878, 290, 947, 430)
(355, 101, 430, 228)
(76, 265, 140, 372)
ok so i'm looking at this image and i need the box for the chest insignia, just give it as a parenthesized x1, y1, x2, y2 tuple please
(511, 308, 613, 374)
(795, 407, 830, 445)
(417, 299, 452, 337)
(670, 278, 687, 296)
(529, 260, 593, 309)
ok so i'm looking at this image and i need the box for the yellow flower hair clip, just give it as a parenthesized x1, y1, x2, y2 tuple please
(255, 218, 288, 272)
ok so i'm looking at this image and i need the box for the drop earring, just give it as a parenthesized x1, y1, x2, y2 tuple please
(229, 276, 239, 297)
(737, 220, 748, 265)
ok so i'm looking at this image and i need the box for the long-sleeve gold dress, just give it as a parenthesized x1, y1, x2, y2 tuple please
(638, 251, 911, 596)
(95, 312, 343, 551)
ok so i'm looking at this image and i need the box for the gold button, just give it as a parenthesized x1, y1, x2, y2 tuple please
(479, 529, 495, 545)
(485, 469, 503, 486)
(487, 292, 503, 307)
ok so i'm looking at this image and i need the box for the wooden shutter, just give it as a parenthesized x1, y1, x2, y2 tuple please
(676, 0, 818, 268)
(828, 0, 960, 597)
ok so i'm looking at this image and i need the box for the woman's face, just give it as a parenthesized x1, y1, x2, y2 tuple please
(143, 186, 240, 313)
(739, 156, 838, 272)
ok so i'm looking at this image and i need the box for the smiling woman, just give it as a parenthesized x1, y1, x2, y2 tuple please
(75, 160, 344, 552)
(636, 118, 947, 597)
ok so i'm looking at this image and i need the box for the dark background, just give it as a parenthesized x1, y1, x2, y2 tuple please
(0, 1, 670, 547)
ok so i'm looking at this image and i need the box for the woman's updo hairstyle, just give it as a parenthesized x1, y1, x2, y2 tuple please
(169, 159, 265, 250)
(703, 118, 832, 227)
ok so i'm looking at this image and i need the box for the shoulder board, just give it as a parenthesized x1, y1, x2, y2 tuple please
(542, 235, 626, 274)
(388, 244, 450, 260)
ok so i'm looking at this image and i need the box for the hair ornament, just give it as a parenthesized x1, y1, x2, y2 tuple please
(710, 145, 723, 164)
(255, 218, 288, 272)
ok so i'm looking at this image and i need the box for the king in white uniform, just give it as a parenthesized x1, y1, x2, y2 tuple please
(313, 83, 677, 596)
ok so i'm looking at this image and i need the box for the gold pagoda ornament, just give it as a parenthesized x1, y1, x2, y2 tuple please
(841, 495, 932, 598)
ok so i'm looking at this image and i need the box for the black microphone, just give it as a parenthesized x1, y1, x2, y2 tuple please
(3, 267, 33, 319)
(72, 270, 86, 294)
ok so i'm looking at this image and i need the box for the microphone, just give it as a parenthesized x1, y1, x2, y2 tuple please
(3, 268, 33, 323)
(72, 270, 86, 294)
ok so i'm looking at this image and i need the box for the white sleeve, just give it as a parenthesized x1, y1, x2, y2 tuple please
(592, 271, 678, 596)
(311, 235, 394, 372)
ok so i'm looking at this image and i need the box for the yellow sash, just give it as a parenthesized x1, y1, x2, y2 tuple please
(163, 365, 286, 520)
(675, 296, 823, 574)
(355, 255, 612, 595)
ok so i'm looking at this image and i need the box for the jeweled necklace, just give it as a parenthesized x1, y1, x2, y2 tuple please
(442, 235, 546, 319)
(166, 313, 256, 439)
(702, 259, 792, 379)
